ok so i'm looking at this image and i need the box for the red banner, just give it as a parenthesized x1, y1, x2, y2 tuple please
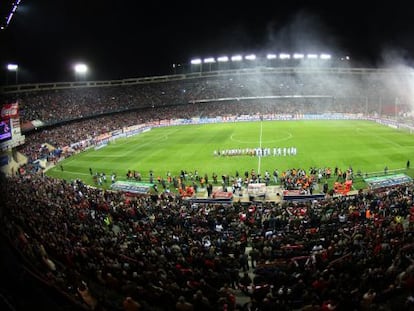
(1, 103, 19, 119)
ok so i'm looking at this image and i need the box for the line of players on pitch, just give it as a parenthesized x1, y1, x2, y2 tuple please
(214, 146, 298, 157)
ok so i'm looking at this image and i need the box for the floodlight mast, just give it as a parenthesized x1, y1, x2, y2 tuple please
(203, 57, 215, 71)
(73, 63, 88, 81)
(231, 55, 242, 62)
(190, 58, 202, 73)
(217, 56, 229, 70)
(7, 63, 18, 84)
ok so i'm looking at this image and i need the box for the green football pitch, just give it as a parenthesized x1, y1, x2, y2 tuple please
(46, 120, 414, 191)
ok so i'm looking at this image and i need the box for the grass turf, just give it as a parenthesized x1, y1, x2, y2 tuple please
(46, 120, 414, 191)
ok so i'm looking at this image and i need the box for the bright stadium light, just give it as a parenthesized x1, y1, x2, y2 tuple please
(73, 63, 88, 81)
(217, 56, 229, 62)
(7, 63, 18, 84)
(231, 55, 243, 62)
(245, 54, 256, 61)
(293, 53, 304, 59)
(203, 57, 215, 63)
(203, 57, 215, 72)
(266, 54, 277, 60)
(190, 58, 202, 73)
(190, 58, 202, 65)
(74, 63, 88, 73)
(217, 56, 229, 71)
(7, 64, 18, 70)
(279, 53, 291, 59)
(320, 53, 331, 60)
(307, 54, 318, 59)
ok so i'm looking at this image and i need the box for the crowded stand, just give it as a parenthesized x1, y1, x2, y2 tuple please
(3, 164, 414, 311)
(2, 68, 414, 310)
(1, 68, 412, 125)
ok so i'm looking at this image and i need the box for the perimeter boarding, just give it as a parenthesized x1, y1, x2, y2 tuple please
(110, 171, 413, 204)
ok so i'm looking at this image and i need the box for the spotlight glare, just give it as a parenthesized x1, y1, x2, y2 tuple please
(293, 53, 304, 59)
(190, 58, 202, 65)
(231, 55, 243, 62)
(320, 53, 331, 60)
(307, 54, 318, 59)
(245, 54, 256, 61)
(203, 57, 215, 63)
(7, 64, 18, 70)
(279, 53, 291, 59)
(74, 63, 88, 73)
(217, 56, 229, 62)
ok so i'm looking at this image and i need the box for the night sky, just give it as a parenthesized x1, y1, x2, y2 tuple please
(2, 0, 414, 84)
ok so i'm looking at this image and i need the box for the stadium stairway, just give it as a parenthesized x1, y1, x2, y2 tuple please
(0, 150, 27, 176)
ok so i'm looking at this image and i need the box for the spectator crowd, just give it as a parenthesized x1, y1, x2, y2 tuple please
(2, 69, 412, 125)
(3, 165, 414, 311)
(2, 68, 414, 311)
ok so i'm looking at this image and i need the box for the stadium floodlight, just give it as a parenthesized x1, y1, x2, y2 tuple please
(231, 55, 243, 62)
(320, 53, 331, 60)
(245, 54, 256, 61)
(73, 63, 88, 81)
(74, 63, 88, 73)
(217, 56, 229, 62)
(266, 54, 277, 60)
(190, 58, 202, 65)
(203, 57, 215, 63)
(279, 53, 291, 59)
(293, 53, 304, 59)
(7, 64, 18, 71)
(7, 63, 18, 84)
(307, 54, 318, 59)
(203, 57, 215, 72)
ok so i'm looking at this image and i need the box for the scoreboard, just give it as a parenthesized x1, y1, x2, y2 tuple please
(0, 102, 25, 151)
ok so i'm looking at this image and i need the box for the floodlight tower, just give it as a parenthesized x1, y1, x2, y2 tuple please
(244, 54, 256, 68)
(74, 63, 88, 81)
(320, 54, 331, 60)
(217, 56, 229, 71)
(266, 53, 277, 67)
(203, 57, 215, 72)
(306, 54, 318, 60)
(7, 63, 18, 84)
(190, 58, 202, 73)
(231, 55, 242, 69)
(279, 53, 291, 60)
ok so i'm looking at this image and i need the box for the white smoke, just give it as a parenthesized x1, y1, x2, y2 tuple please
(376, 48, 414, 115)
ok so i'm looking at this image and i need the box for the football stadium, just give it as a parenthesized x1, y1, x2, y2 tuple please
(2, 63, 414, 311)
(3, 5, 414, 311)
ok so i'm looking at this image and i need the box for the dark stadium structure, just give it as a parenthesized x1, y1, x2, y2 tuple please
(1, 66, 414, 310)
